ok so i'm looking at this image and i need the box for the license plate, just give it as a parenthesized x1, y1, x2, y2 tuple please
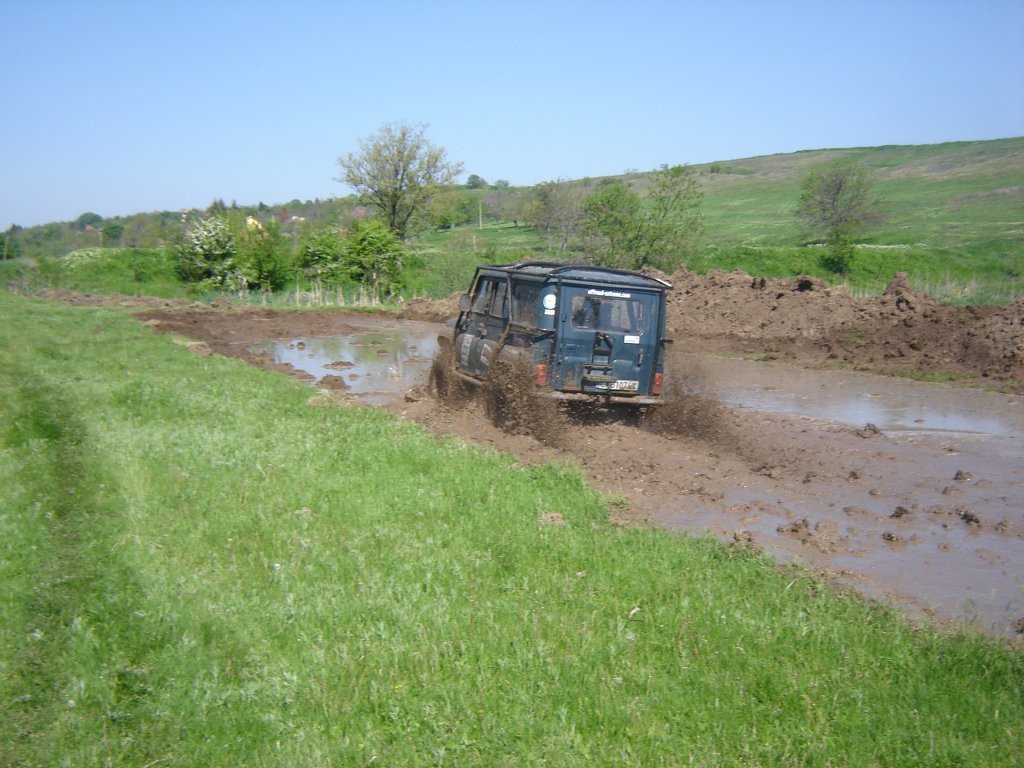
(610, 379, 639, 392)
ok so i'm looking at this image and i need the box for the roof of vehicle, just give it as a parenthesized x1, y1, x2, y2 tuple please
(476, 261, 673, 291)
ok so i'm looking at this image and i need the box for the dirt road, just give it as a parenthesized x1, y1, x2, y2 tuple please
(120, 270, 1024, 639)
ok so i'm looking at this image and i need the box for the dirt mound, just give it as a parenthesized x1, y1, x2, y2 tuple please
(663, 269, 1024, 391)
(398, 294, 461, 324)
(33, 289, 206, 310)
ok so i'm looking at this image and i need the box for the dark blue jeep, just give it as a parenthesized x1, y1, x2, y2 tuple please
(438, 262, 672, 408)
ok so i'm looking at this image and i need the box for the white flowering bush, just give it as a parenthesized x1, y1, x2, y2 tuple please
(62, 248, 106, 273)
(176, 216, 243, 288)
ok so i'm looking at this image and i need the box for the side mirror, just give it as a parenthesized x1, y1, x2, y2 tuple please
(459, 294, 472, 312)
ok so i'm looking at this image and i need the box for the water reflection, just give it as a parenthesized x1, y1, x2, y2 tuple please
(693, 356, 1020, 436)
(251, 320, 441, 405)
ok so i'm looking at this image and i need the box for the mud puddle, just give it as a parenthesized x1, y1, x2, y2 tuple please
(250, 319, 441, 405)
(699, 355, 1021, 437)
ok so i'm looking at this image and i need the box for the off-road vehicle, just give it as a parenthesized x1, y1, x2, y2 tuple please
(433, 262, 672, 410)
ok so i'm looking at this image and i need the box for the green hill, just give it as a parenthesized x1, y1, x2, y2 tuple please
(412, 137, 1024, 301)
(695, 138, 1024, 260)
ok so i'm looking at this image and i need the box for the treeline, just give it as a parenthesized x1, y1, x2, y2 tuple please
(2, 166, 704, 274)
(0, 197, 368, 264)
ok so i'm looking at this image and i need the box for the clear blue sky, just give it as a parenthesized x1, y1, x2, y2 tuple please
(2, 0, 1022, 229)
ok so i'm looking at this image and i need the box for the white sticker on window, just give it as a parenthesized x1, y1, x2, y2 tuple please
(624, 335, 641, 344)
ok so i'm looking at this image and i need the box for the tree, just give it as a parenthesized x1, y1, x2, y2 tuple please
(644, 164, 704, 267)
(236, 219, 292, 291)
(581, 165, 703, 270)
(425, 188, 476, 230)
(485, 187, 527, 226)
(75, 212, 102, 231)
(336, 121, 464, 238)
(582, 181, 645, 267)
(2, 225, 21, 261)
(796, 161, 882, 273)
(102, 222, 124, 246)
(465, 174, 488, 189)
(525, 180, 585, 254)
(298, 226, 346, 285)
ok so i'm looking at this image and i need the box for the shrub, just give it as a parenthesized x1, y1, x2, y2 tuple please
(298, 226, 346, 286)
(342, 219, 405, 297)
(236, 219, 292, 291)
(175, 216, 239, 288)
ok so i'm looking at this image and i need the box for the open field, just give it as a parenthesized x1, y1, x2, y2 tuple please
(3, 289, 1023, 766)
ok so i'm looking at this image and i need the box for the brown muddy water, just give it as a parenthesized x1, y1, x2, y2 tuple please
(254, 321, 1024, 637)
(250, 319, 441, 405)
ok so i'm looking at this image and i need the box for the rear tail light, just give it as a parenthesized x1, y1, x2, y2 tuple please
(653, 372, 663, 395)
(535, 364, 548, 386)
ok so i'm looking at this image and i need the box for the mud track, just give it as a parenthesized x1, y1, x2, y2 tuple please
(91, 269, 1024, 639)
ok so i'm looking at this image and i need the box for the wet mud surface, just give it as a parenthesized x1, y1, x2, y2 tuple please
(71, 270, 1024, 639)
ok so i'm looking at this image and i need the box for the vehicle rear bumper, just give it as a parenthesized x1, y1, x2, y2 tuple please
(549, 391, 664, 406)
(452, 371, 663, 406)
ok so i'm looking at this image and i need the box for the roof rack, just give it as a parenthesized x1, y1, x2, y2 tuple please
(492, 261, 673, 289)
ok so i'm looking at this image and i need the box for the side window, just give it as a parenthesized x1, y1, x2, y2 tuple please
(511, 281, 542, 325)
(489, 280, 509, 319)
(470, 278, 496, 315)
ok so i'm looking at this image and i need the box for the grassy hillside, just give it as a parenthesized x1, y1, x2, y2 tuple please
(412, 138, 1024, 301)
(3, 290, 1023, 766)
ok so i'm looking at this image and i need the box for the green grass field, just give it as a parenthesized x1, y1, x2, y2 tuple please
(2, 290, 1022, 766)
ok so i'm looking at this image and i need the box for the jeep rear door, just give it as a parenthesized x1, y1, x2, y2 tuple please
(551, 286, 660, 396)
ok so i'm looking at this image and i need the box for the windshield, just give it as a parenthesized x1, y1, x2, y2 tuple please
(569, 292, 651, 334)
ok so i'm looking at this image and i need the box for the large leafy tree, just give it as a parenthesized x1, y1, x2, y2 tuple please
(342, 219, 404, 297)
(337, 122, 463, 238)
(796, 161, 882, 273)
(582, 181, 645, 266)
(525, 180, 585, 255)
(582, 165, 703, 271)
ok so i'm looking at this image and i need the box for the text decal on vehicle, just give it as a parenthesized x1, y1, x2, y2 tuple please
(587, 289, 631, 298)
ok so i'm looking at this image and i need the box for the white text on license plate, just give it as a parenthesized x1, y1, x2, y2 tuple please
(610, 379, 639, 392)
